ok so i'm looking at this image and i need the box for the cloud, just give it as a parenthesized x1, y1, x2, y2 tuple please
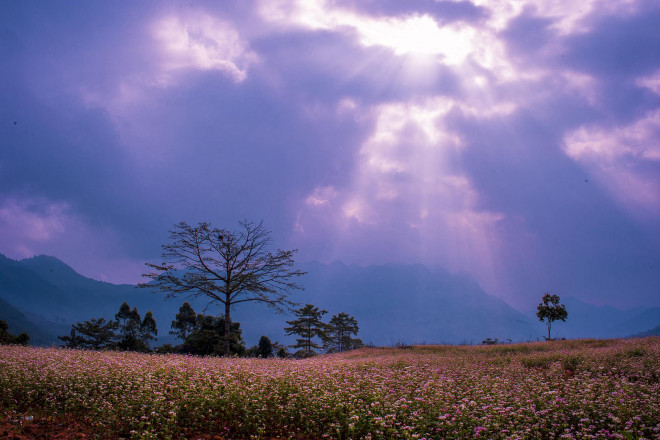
(333, 0, 489, 23)
(258, 0, 504, 69)
(636, 69, 660, 96)
(0, 197, 144, 283)
(562, 3, 660, 80)
(563, 109, 660, 220)
(152, 12, 257, 83)
(294, 97, 506, 290)
(1, 0, 660, 310)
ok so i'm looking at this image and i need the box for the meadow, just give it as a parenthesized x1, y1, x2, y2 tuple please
(1, 338, 659, 439)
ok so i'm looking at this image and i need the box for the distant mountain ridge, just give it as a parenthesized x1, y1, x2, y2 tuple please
(0, 253, 658, 347)
(524, 296, 660, 340)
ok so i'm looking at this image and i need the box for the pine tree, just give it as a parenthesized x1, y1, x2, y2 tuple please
(127, 307, 142, 339)
(170, 302, 197, 342)
(59, 318, 119, 350)
(323, 312, 363, 353)
(140, 310, 158, 344)
(115, 302, 132, 329)
(284, 304, 328, 358)
(257, 335, 273, 358)
(115, 303, 149, 351)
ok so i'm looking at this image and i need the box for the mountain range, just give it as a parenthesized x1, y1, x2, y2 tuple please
(0, 253, 658, 347)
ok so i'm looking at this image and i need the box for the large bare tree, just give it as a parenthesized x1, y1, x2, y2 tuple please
(140, 220, 305, 355)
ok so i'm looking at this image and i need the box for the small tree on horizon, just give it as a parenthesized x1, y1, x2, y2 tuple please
(536, 293, 568, 340)
(140, 220, 306, 355)
(285, 304, 327, 358)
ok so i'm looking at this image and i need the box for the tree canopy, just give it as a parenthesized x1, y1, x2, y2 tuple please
(323, 312, 363, 353)
(182, 314, 245, 356)
(0, 320, 30, 346)
(285, 304, 328, 358)
(141, 220, 305, 354)
(59, 302, 157, 352)
(59, 318, 119, 350)
(536, 293, 568, 340)
(170, 302, 197, 342)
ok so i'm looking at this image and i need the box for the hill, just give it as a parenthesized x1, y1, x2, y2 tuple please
(0, 296, 58, 345)
(1, 253, 658, 346)
(229, 261, 538, 345)
(525, 296, 660, 340)
(628, 324, 660, 338)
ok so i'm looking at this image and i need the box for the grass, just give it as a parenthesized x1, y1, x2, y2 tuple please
(1, 337, 659, 439)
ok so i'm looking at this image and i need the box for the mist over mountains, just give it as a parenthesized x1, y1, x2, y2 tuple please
(0, 253, 658, 348)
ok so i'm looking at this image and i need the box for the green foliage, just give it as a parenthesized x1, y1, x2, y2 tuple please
(170, 302, 197, 342)
(154, 343, 177, 354)
(323, 312, 363, 353)
(59, 302, 159, 352)
(58, 318, 119, 350)
(519, 353, 561, 369)
(182, 314, 245, 356)
(285, 304, 328, 358)
(115, 303, 157, 352)
(114, 302, 132, 331)
(561, 354, 582, 372)
(536, 293, 568, 340)
(276, 343, 290, 358)
(481, 337, 499, 345)
(140, 310, 158, 343)
(0, 320, 30, 346)
(257, 335, 274, 357)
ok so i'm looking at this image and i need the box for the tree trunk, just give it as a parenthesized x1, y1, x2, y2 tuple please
(547, 321, 552, 340)
(224, 298, 231, 356)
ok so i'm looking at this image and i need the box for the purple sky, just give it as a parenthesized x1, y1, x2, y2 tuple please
(1, 0, 659, 310)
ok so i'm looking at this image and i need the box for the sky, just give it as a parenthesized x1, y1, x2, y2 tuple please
(1, 0, 659, 311)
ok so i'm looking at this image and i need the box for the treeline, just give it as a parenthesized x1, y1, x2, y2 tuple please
(285, 304, 363, 358)
(0, 320, 30, 346)
(58, 302, 157, 352)
(55, 301, 362, 358)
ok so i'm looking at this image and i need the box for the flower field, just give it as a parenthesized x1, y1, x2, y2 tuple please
(1, 338, 659, 439)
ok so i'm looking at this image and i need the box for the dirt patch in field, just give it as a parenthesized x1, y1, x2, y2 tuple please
(0, 411, 285, 439)
(1, 412, 99, 439)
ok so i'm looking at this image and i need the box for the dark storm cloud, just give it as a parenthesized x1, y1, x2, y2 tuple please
(500, 10, 555, 56)
(0, 1, 373, 257)
(454, 106, 660, 306)
(563, 4, 660, 79)
(119, 71, 372, 229)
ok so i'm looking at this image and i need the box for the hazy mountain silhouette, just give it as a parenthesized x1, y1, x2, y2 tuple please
(627, 324, 660, 338)
(525, 296, 660, 339)
(1, 254, 658, 347)
(0, 296, 58, 345)
(0, 254, 164, 344)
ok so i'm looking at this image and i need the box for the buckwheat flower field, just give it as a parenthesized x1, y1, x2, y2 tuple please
(1, 338, 659, 439)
